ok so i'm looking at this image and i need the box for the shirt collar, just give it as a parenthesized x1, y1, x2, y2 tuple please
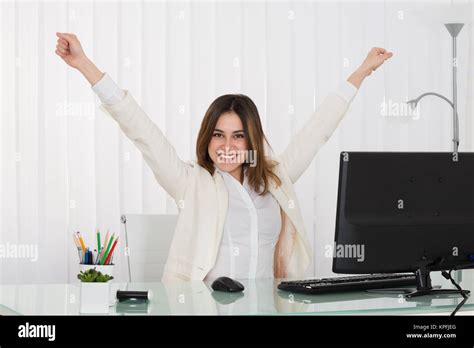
(214, 164, 249, 184)
(214, 164, 247, 175)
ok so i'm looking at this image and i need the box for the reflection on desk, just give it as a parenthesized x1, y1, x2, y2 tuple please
(0, 271, 473, 315)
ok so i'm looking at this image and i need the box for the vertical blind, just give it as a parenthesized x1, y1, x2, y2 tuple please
(1, 0, 472, 283)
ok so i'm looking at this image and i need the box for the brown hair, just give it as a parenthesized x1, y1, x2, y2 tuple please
(196, 94, 281, 195)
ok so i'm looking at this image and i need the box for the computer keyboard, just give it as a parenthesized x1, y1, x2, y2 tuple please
(278, 273, 417, 294)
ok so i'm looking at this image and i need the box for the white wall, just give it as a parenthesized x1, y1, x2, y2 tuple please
(0, 0, 473, 283)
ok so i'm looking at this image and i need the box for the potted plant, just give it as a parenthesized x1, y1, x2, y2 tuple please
(78, 268, 114, 314)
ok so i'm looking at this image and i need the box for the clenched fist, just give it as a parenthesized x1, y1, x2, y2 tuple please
(347, 47, 393, 88)
(55, 32, 104, 85)
(360, 47, 393, 76)
(55, 32, 88, 69)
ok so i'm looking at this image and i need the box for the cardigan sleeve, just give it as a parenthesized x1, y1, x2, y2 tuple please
(93, 75, 190, 201)
(276, 81, 357, 183)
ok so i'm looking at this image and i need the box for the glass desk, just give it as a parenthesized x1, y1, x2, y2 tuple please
(0, 271, 473, 315)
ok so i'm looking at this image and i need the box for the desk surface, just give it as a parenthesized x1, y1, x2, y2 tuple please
(1, 271, 473, 315)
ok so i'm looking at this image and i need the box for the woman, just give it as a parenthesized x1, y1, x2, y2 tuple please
(55, 32, 392, 282)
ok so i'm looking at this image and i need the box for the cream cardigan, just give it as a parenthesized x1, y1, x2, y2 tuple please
(99, 90, 352, 281)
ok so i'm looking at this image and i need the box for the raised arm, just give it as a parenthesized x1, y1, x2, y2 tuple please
(55, 32, 190, 200)
(277, 47, 393, 183)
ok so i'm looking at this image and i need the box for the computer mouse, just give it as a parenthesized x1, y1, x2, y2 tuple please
(211, 276, 245, 293)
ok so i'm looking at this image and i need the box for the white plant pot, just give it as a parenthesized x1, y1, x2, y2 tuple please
(80, 282, 110, 314)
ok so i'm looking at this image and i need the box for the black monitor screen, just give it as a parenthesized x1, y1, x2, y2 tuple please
(333, 152, 474, 274)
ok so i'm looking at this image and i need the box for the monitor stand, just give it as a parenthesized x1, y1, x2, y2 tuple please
(403, 265, 469, 298)
(366, 263, 470, 298)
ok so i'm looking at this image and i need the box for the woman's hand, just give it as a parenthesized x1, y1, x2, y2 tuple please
(55, 32, 87, 68)
(55, 32, 104, 86)
(347, 47, 393, 89)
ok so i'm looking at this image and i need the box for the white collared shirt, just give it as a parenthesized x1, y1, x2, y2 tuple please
(204, 166, 282, 280)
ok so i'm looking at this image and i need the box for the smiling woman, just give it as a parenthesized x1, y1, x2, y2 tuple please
(55, 31, 392, 282)
(196, 93, 282, 194)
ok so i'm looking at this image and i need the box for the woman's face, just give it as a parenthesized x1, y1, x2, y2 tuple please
(208, 111, 248, 174)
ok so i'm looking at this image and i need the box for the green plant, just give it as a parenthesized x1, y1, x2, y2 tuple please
(77, 268, 114, 282)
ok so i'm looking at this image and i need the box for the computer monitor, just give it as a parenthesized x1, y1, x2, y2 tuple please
(333, 152, 474, 297)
